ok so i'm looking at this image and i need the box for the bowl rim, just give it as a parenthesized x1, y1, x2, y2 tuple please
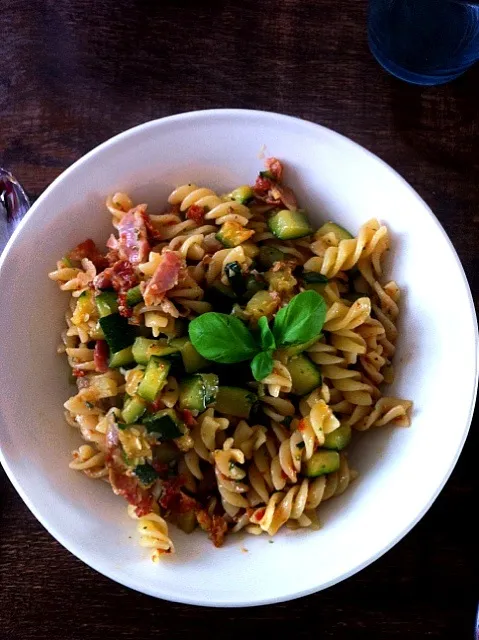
(0, 108, 477, 607)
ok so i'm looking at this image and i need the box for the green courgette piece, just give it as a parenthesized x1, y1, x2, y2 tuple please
(96, 291, 119, 318)
(170, 337, 210, 373)
(143, 408, 184, 439)
(175, 510, 197, 534)
(316, 222, 353, 241)
(259, 170, 274, 180)
(109, 346, 135, 368)
(214, 386, 257, 419)
(257, 245, 285, 270)
(179, 373, 219, 412)
(136, 356, 171, 402)
(126, 285, 144, 307)
(121, 395, 147, 424)
(216, 221, 254, 248)
(303, 451, 340, 477)
(323, 425, 352, 451)
(245, 290, 278, 319)
(287, 354, 321, 396)
(225, 261, 246, 297)
(134, 463, 159, 487)
(132, 337, 180, 365)
(229, 185, 254, 204)
(268, 209, 312, 240)
(99, 313, 136, 353)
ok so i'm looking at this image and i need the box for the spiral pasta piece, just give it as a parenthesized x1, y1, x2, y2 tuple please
(69, 444, 107, 478)
(214, 445, 249, 516)
(128, 505, 174, 559)
(261, 360, 293, 397)
(304, 218, 389, 278)
(168, 184, 252, 225)
(184, 409, 229, 480)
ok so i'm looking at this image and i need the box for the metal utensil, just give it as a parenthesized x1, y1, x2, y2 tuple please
(0, 168, 31, 253)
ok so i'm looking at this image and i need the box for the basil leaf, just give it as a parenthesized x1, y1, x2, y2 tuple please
(258, 316, 276, 351)
(273, 290, 327, 346)
(189, 312, 259, 364)
(251, 350, 274, 381)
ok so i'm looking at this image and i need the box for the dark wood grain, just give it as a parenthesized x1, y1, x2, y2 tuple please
(0, 0, 478, 637)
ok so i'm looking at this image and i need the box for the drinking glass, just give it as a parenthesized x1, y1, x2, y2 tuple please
(368, 0, 479, 85)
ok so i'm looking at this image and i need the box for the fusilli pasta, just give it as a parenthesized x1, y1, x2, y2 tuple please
(50, 157, 412, 559)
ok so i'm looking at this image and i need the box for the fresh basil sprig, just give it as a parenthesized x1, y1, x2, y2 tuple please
(273, 290, 327, 346)
(188, 290, 327, 381)
(251, 316, 276, 380)
(188, 313, 258, 363)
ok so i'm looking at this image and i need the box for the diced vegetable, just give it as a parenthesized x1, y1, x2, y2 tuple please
(170, 337, 209, 373)
(214, 386, 257, 419)
(323, 425, 352, 451)
(118, 426, 151, 463)
(245, 290, 278, 321)
(202, 373, 219, 405)
(216, 221, 255, 248)
(179, 373, 219, 412)
(121, 395, 147, 424)
(143, 409, 184, 439)
(265, 268, 297, 294)
(134, 463, 159, 487)
(136, 356, 171, 402)
(303, 451, 340, 477)
(225, 261, 246, 297)
(257, 246, 285, 270)
(89, 322, 105, 340)
(287, 354, 321, 396)
(99, 313, 136, 353)
(268, 209, 312, 240)
(259, 170, 274, 180)
(71, 290, 96, 327)
(229, 185, 254, 204)
(316, 222, 353, 241)
(132, 336, 180, 365)
(95, 291, 119, 317)
(109, 346, 135, 368)
(175, 510, 197, 534)
(126, 285, 143, 307)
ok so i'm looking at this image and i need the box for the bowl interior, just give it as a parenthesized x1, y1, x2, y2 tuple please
(0, 110, 476, 606)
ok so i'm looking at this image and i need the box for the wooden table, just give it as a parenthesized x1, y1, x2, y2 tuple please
(1, 1, 477, 637)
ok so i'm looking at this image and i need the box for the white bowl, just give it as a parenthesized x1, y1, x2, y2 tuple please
(0, 110, 477, 607)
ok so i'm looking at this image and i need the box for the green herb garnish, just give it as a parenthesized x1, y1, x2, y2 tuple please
(272, 290, 326, 347)
(188, 291, 326, 382)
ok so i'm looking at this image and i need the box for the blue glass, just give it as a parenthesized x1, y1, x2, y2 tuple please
(368, 0, 479, 85)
